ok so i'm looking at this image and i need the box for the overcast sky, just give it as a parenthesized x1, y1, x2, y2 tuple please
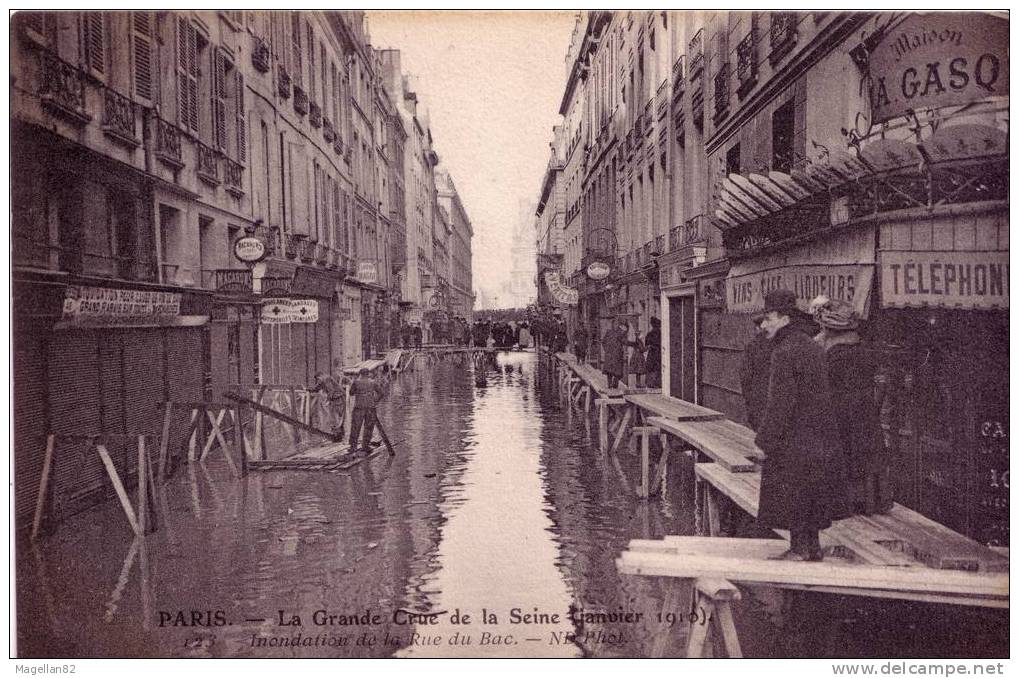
(366, 10, 579, 308)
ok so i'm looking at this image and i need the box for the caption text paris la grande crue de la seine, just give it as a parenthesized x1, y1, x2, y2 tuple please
(158, 605, 706, 651)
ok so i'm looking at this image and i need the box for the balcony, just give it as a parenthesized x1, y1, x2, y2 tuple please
(770, 12, 797, 63)
(224, 158, 244, 197)
(323, 117, 335, 143)
(681, 214, 709, 246)
(252, 36, 271, 73)
(688, 29, 704, 80)
(298, 236, 314, 262)
(277, 65, 291, 99)
(315, 242, 329, 265)
(252, 225, 282, 258)
(153, 117, 183, 169)
(282, 233, 299, 259)
(672, 55, 686, 96)
(669, 225, 681, 251)
(309, 100, 322, 128)
(38, 51, 90, 124)
(101, 87, 138, 147)
(656, 80, 669, 121)
(293, 86, 308, 115)
(736, 28, 758, 97)
(196, 142, 220, 186)
(334, 138, 344, 156)
(655, 234, 666, 256)
(643, 99, 654, 133)
(713, 63, 730, 123)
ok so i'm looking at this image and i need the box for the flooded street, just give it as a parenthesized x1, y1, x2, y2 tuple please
(16, 353, 1007, 658)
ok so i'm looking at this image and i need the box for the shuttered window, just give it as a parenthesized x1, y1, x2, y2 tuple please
(83, 12, 107, 80)
(307, 24, 316, 100)
(235, 71, 246, 163)
(176, 17, 199, 134)
(212, 47, 228, 151)
(291, 12, 303, 87)
(131, 11, 154, 103)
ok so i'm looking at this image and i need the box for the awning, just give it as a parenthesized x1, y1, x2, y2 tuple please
(725, 227, 876, 317)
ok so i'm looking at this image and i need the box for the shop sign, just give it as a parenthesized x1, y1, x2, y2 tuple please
(215, 269, 253, 293)
(879, 250, 1008, 310)
(62, 285, 180, 326)
(357, 261, 378, 285)
(868, 12, 1009, 125)
(261, 298, 320, 323)
(544, 270, 579, 306)
(586, 260, 611, 280)
(659, 260, 688, 291)
(726, 264, 874, 316)
(260, 276, 293, 296)
(292, 266, 337, 298)
(233, 235, 267, 263)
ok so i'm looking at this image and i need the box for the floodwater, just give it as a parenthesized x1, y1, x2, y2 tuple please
(15, 352, 1008, 658)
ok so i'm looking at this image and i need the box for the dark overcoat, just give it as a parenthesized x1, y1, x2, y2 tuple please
(601, 327, 627, 377)
(644, 327, 662, 373)
(739, 333, 774, 431)
(755, 325, 849, 531)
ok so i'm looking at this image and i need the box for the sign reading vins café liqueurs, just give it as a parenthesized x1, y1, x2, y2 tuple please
(867, 12, 1009, 124)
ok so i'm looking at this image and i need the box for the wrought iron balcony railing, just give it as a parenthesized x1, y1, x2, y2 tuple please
(39, 51, 90, 124)
(681, 214, 709, 246)
(154, 117, 183, 168)
(713, 63, 730, 122)
(293, 86, 309, 115)
(277, 65, 291, 99)
(224, 158, 244, 196)
(736, 29, 758, 95)
(323, 117, 335, 143)
(101, 87, 138, 146)
(196, 142, 220, 185)
(688, 29, 704, 79)
(770, 12, 797, 62)
(252, 36, 271, 73)
(669, 225, 681, 251)
(309, 100, 321, 128)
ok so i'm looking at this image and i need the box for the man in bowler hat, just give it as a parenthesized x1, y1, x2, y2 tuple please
(754, 289, 848, 561)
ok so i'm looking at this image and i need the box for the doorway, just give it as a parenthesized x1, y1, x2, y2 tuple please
(668, 295, 696, 401)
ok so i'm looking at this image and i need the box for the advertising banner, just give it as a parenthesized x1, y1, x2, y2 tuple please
(61, 286, 181, 326)
(880, 250, 1008, 310)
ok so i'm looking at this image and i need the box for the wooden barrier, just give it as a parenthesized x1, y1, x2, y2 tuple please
(32, 434, 159, 539)
(156, 401, 248, 480)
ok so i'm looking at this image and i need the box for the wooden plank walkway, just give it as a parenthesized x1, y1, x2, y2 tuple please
(625, 393, 725, 422)
(649, 417, 757, 473)
(694, 462, 1009, 573)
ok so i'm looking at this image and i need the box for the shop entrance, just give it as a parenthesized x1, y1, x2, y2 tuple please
(668, 295, 696, 402)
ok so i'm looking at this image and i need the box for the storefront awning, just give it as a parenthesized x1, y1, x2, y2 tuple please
(725, 227, 876, 317)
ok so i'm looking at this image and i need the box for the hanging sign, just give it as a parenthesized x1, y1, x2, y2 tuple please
(586, 260, 612, 280)
(261, 298, 320, 323)
(62, 286, 180, 326)
(233, 235, 267, 263)
(867, 12, 1009, 124)
(357, 261, 378, 285)
(291, 299, 319, 323)
(880, 250, 1008, 310)
(544, 270, 579, 306)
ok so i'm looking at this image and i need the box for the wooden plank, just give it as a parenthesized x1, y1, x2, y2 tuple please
(616, 551, 1009, 598)
(96, 444, 142, 536)
(136, 436, 147, 535)
(157, 403, 172, 480)
(223, 392, 342, 442)
(651, 417, 758, 472)
(31, 434, 55, 539)
(695, 463, 760, 516)
(609, 406, 632, 455)
(695, 577, 742, 601)
(626, 393, 725, 422)
(713, 601, 743, 658)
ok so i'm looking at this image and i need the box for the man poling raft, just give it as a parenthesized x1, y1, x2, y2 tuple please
(348, 368, 397, 457)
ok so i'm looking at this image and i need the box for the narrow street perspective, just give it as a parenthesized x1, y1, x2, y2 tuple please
(10, 9, 1009, 663)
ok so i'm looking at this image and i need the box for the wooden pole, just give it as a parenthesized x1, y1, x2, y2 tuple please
(31, 434, 55, 540)
(96, 443, 141, 536)
(158, 402, 172, 481)
(136, 435, 147, 535)
(235, 405, 248, 476)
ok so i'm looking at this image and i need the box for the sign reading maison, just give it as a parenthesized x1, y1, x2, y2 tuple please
(868, 12, 1009, 124)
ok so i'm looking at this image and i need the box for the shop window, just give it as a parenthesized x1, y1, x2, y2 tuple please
(772, 98, 795, 173)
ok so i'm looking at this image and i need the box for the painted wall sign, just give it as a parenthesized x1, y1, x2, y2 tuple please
(544, 270, 579, 306)
(868, 12, 1009, 124)
(879, 250, 1008, 310)
(357, 261, 378, 285)
(586, 261, 611, 280)
(261, 298, 320, 323)
(726, 264, 874, 316)
(62, 285, 180, 325)
(233, 235, 267, 263)
(215, 269, 253, 293)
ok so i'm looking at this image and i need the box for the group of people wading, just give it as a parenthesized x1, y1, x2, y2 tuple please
(742, 289, 892, 562)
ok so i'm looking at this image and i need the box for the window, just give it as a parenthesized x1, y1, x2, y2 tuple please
(772, 99, 795, 173)
(307, 24, 315, 99)
(291, 12, 302, 87)
(131, 12, 154, 103)
(82, 12, 108, 81)
(176, 17, 199, 134)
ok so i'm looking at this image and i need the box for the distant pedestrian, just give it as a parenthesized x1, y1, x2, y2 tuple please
(413, 323, 422, 349)
(644, 317, 662, 388)
(518, 322, 531, 349)
(573, 323, 589, 363)
(349, 367, 385, 455)
(754, 289, 849, 561)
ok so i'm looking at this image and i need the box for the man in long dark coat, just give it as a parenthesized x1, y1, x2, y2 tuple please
(601, 317, 632, 389)
(644, 317, 662, 388)
(754, 289, 848, 561)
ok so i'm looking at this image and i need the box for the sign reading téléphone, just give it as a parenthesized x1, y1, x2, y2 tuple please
(880, 251, 1008, 310)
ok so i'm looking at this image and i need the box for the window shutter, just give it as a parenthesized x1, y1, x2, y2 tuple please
(307, 24, 315, 97)
(131, 12, 154, 103)
(177, 17, 198, 134)
(213, 48, 228, 151)
(235, 71, 246, 163)
(333, 182, 341, 252)
(84, 12, 107, 78)
(291, 12, 302, 87)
